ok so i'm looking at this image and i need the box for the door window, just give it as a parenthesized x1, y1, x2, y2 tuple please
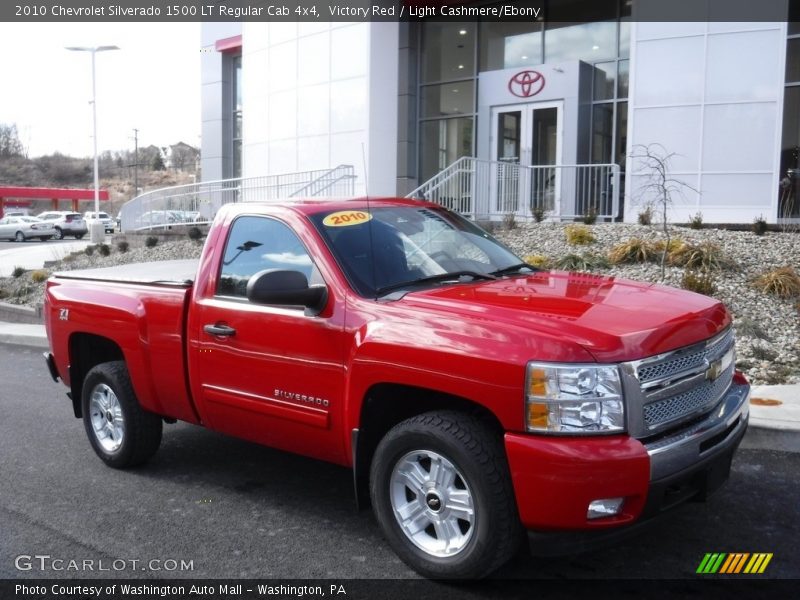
(217, 216, 321, 299)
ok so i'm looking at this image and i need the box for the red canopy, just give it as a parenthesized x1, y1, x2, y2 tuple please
(0, 186, 109, 218)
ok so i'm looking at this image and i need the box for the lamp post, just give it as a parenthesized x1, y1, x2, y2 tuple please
(66, 45, 119, 242)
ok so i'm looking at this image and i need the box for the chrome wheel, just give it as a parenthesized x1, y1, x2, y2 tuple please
(389, 450, 475, 557)
(88, 383, 125, 453)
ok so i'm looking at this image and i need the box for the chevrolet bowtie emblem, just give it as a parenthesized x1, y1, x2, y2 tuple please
(705, 358, 723, 381)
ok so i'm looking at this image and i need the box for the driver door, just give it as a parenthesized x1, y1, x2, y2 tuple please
(191, 215, 347, 463)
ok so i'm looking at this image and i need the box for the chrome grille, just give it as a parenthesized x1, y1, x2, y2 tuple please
(637, 349, 707, 384)
(643, 362, 734, 428)
(633, 328, 736, 435)
(637, 328, 734, 386)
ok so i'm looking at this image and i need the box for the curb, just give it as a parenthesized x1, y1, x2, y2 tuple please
(0, 332, 49, 349)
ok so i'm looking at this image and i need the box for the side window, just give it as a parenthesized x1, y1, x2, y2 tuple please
(217, 216, 321, 299)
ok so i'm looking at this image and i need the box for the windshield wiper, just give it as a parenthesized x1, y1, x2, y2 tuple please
(375, 270, 497, 297)
(490, 262, 535, 277)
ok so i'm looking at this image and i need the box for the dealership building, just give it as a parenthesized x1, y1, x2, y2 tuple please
(200, 1, 800, 223)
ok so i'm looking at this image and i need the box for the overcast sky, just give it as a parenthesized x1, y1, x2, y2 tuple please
(0, 22, 201, 158)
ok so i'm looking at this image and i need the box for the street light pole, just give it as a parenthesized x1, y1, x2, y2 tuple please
(66, 45, 119, 242)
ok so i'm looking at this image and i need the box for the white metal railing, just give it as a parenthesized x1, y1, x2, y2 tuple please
(406, 157, 621, 221)
(120, 165, 356, 232)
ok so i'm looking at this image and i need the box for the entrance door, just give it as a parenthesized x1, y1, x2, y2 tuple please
(491, 102, 563, 217)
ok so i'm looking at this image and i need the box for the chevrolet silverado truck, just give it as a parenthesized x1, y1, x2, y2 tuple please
(44, 198, 750, 578)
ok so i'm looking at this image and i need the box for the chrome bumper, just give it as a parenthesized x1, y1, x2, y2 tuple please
(644, 381, 750, 481)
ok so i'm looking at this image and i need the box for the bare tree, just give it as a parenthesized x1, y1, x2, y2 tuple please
(630, 143, 699, 279)
(0, 123, 25, 158)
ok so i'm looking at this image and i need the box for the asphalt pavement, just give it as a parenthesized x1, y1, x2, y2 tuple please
(0, 342, 798, 584)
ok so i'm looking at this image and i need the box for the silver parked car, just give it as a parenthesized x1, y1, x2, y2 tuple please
(0, 215, 55, 242)
(36, 211, 88, 240)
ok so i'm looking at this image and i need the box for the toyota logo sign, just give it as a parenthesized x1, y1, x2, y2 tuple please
(508, 70, 546, 98)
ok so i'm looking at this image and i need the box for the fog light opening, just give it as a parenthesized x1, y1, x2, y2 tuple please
(587, 497, 624, 519)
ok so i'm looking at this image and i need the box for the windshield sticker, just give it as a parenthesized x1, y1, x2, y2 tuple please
(322, 210, 373, 227)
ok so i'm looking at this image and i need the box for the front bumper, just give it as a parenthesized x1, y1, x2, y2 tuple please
(505, 380, 750, 531)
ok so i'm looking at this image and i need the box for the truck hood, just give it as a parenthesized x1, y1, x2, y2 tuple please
(400, 271, 730, 362)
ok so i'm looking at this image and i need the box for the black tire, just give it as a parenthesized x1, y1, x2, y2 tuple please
(74, 233, 85, 240)
(81, 361, 162, 468)
(15, 231, 25, 242)
(370, 411, 521, 579)
(53, 227, 63, 240)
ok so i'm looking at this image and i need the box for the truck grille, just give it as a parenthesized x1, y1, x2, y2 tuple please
(635, 328, 735, 434)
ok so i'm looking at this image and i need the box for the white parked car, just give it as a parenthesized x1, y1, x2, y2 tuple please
(0, 215, 55, 242)
(84, 211, 115, 233)
(36, 211, 88, 240)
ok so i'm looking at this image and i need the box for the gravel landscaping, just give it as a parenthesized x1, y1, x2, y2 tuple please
(1, 223, 798, 385)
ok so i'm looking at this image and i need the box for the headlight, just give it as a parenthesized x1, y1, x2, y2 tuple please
(525, 363, 625, 434)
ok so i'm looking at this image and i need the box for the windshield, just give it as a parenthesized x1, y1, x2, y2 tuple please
(310, 206, 529, 297)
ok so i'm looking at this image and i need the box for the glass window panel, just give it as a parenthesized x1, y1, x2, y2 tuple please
(234, 112, 242, 139)
(420, 81, 475, 118)
(790, 0, 800, 35)
(618, 60, 629, 98)
(545, 21, 618, 63)
(616, 101, 628, 166)
(787, 38, 800, 84)
(233, 55, 242, 111)
(593, 62, 616, 101)
(233, 140, 242, 179)
(422, 23, 476, 83)
(591, 103, 614, 164)
(420, 118, 473, 182)
(497, 112, 521, 161)
(218, 216, 320, 298)
(619, 20, 631, 58)
(479, 22, 543, 72)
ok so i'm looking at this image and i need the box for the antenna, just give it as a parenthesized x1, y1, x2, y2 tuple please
(361, 142, 378, 298)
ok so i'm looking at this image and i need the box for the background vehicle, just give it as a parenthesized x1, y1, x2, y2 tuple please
(43, 199, 750, 579)
(36, 211, 88, 240)
(0, 215, 55, 241)
(84, 211, 115, 233)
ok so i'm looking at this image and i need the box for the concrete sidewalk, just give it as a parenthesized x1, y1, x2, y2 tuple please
(0, 319, 797, 441)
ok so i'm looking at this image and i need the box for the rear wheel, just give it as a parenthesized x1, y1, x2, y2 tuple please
(74, 233, 85, 240)
(15, 231, 25, 242)
(370, 411, 521, 579)
(82, 361, 162, 468)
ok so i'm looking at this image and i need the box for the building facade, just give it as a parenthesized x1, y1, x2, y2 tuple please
(201, 0, 800, 223)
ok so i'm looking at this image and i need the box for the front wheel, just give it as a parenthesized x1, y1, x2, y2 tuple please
(53, 227, 63, 240)
(82, 361, 162, 468)
(370, 411, 521, 579)
(15, 231, 25, 242)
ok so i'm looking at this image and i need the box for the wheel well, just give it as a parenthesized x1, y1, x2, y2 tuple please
(353, 383, 504, 508)
(68, 333, 124, 418)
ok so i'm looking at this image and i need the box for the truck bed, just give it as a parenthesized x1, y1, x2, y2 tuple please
(54, 259, 198, 287)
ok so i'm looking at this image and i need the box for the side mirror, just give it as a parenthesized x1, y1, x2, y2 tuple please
(246, 269, 328, 315)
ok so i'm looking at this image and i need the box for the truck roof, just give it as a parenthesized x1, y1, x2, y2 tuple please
(222, 197, 438, 217)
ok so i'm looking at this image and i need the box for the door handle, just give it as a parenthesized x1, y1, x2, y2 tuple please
(204, 323, 236, 337)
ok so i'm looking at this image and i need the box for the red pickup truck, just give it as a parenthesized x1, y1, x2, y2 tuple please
(44, 198, 750, 578)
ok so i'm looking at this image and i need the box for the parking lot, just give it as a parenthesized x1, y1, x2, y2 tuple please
(1, 343, 798, 583)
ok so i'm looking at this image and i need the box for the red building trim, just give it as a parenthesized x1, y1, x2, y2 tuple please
(215, 35, 242, 53)
(0, 186, 109, 218)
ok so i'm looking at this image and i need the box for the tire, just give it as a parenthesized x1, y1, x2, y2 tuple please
(370, 411, 521, 579)
(81, 361, 162, 468)
(74, 233, 85, 240)
(40, 237, 49, 242)
(53, 227, 63, 240)
(15, 231, 25, 242)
